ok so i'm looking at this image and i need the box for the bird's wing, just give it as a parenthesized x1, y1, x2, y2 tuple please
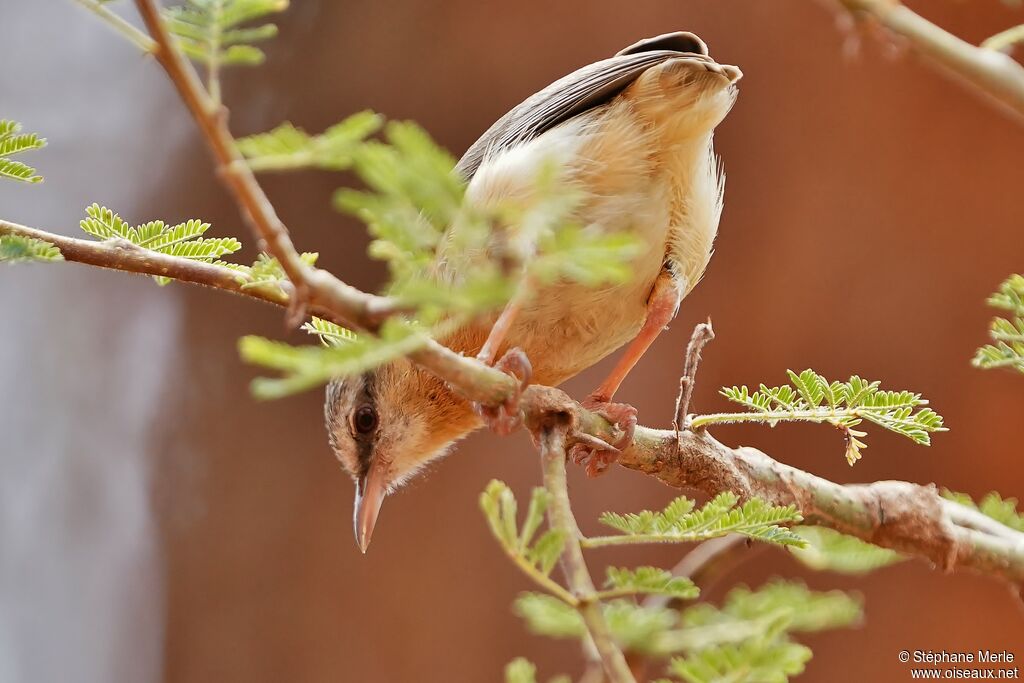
(455, 32, 710, 179)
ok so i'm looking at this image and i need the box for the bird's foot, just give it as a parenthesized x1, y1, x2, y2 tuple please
(474, 347, 532, 435)
(568, 396, 638, 477)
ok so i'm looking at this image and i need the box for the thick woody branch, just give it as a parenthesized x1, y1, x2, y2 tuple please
(522, 385, 1024, 589)
(831, 0, 1024, 122)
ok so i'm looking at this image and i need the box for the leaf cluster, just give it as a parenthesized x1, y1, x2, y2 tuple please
(480, 481, 567, 593)
(0, 235, 63, 264)
(0, 120, 46, 184)
(515, 580, 861, 681)
(942, 490, 1024, 532)
(789, 526, 904, 574)
(973, 274, 1024, 374)
(591, 492, 806, 548)
(164, 0, 288, 68)
(239, 318, 424, 399)
(79, 204, 241, 285)
(503, 658, 569, 683)
(237, 112, 383, 171)
(718, 369, 946, 465)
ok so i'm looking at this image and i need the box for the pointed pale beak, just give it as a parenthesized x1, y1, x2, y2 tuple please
(354, 459, 388, 553)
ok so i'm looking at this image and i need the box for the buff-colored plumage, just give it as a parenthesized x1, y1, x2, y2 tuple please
(326, 32, 741, 550)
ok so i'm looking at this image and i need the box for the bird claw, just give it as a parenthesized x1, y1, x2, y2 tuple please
(568, 397, 637, 477)
(474, 347, 532, 435)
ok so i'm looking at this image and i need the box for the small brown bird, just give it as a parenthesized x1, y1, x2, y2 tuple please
(325, 31, 741, 551)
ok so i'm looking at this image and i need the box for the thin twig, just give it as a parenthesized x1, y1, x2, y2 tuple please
(72, 0, 157, 53)
(539, 426, 635, 683)
(673, 320, 715, 436)
(830, 0, 1024, 123)
(645, 535, 750, 611)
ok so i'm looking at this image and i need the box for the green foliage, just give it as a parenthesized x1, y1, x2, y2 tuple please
(237, 112, 383, 171)
(302, 316, 358, 347)
(665, 582, 861, 682)
(514, 593, 584, 639)
(602, 567, 699, 600)
(239, 318, 425, 399)
(516, 580, 861, 680)
(942, 490, 1024, 532)
(480, 481, 568, 588)
(691, 581, 863, 635)
(590, 492, 806, 548)
(503, 658, 569, 683)
(333, 121, 467, 299)
(163, 0, 288, 68)
(0, 120, 46, 184)
(669, 639, 811, 683)
(973, 274, 1024, 374)
(713, 369, 946, 465)
(78, 204, 241, 285)
(241, 251, 318, 292)
(789, 527, 904, 574)
(0, 235, 63, 263)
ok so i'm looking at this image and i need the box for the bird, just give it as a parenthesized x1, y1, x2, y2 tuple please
(324, 31, 741, 552)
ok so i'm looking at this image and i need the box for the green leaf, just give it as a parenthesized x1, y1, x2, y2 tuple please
(0, 235, 63, 263)
(669, 639, 812, 683)
(704, 581, 863, 634)
(243, 251, 318, 293)
(713, 370, 946, 462)
(78, 204, 242, 285)
(789, 527, 904, 574)
(0, 120, 46, 183)
(974, 275, 1024, 374)
(301, 316, 358, 347)
(239, 112, 384, 172)
(525, 530, 566, 577)
(163, 0, 288, 68)
(481, 481, 566, 579)
(240, 318, 426, 399)
(504, 658, 537, 683)
(593, 493, 805, 548)
(513, 593, 584, 639)
(942, 490, 1024, 532)
(603, 567, 699, 600)
(503, 658, 569, 683)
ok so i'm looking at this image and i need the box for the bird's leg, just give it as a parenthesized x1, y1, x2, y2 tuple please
(474, 289, 532, 435)
(570, 269, 683, 476)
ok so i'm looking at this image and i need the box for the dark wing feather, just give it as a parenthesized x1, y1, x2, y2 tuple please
(455, 31, 710, 180)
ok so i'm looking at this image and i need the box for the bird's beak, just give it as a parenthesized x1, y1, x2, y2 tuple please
(354, 459, 388, 553)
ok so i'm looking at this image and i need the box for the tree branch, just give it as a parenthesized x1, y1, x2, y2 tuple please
(830, 0, 1024, 123)
(130, 0, 519, 407)
(1, 218, 291, 306)
(539, 425, 635, 683)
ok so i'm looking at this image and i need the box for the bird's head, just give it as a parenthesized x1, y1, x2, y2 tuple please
(324, 358, 479, 552)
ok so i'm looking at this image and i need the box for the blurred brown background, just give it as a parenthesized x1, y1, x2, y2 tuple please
(1, 1, 1023, 681)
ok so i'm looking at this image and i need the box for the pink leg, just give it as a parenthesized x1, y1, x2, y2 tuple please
(570, 270, 682, 476)
(591, 270, 682, 402)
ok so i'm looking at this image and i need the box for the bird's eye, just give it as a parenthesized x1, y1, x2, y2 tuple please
(352, 405, 378, 435)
